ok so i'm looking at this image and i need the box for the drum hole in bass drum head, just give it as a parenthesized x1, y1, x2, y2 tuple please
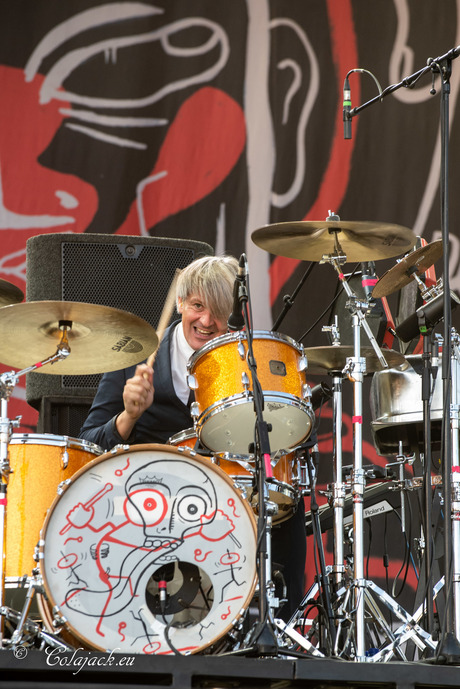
(38, 444, 257, 655)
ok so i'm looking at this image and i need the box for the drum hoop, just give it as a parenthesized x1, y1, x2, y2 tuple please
(39, 442, 258, 654)
(196, 392, 314, 429)
(9, 433, 103, 456)
(232, 475, 297, 498)
(187, 329, 304, 368)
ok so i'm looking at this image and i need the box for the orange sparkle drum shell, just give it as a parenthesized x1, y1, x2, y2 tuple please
(188, 330, 314, 455)
(168, 429, 298, 523)
(6, 434, 102, 579)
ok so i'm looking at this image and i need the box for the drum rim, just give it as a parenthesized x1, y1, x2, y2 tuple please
(187, 329, 304, 367)
(9, 432, 103, 456)
(196, 392, 314, 451)
(38, 442, 258, 654)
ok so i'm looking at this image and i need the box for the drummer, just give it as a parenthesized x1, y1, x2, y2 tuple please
(79, 253, 307, 620)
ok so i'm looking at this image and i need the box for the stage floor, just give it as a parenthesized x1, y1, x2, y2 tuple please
(2, 650, 460, 689)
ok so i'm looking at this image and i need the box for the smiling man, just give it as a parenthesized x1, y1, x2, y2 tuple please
(79, 254, 237, 449)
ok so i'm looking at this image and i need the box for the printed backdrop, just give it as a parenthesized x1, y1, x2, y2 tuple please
(1, 0, 459, 605)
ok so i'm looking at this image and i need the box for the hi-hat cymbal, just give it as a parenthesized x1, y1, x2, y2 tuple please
(0, 301, 158, 375)
(251, 220, 416, 263)
(0, 279, 23, 307)
(305, 345, 405, 374)
(372, 239, 443, 298)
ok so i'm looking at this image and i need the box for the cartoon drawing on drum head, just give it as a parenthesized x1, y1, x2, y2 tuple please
(39, 445, 257, 655)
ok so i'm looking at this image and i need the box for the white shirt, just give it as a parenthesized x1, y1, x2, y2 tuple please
(170, 322, 195, 404)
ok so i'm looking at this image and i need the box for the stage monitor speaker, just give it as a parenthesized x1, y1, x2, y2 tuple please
(36, 396, 96, 437)
(26, 233, 214, 416)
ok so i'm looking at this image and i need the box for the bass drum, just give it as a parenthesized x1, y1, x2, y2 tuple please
(38, 444, 257, 655)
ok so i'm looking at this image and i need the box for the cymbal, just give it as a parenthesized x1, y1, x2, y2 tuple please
(0, 301, 158, 375)
(305, 345, 406, 374)
(372, 239, 443, 298)
(251, 220, 416, 263)
(0, 279, 23, 307)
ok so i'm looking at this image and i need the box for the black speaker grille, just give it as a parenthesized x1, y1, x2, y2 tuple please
(60, 242, 194, 390)
(26, 234, 213, 406)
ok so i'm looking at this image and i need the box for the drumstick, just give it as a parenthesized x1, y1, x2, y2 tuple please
(146, 268, 181, 369)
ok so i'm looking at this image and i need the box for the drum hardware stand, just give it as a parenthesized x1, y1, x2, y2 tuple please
(320, 226, 390, 660)
(272, 262, 316, 332)
(225, 255, 280, 656)
(0, 324, 71, 649)
(448, 330, 460, 643)
(346, 45, 460, 662)
(318, 231, 435, 660)
(322, 316, 347, 587)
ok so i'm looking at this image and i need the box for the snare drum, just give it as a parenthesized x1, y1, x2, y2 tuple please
(6, 434, 102, 580)
(169, 429, 298, 523)
(38, 444, 257, 654)
(187, 330, 314, 454)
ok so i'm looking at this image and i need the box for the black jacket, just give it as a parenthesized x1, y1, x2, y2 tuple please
(79, 322, 193, 451)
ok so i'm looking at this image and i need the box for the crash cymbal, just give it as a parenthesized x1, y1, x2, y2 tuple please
(372, 239, 443, 298)
(0, 301, 158, 375)
(305, 345, 406, 374)
(0, 279, 23, 307)
(251, 220, 416, 263)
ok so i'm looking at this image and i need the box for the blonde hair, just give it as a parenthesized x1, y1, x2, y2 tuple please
(176, 254, 239, 320)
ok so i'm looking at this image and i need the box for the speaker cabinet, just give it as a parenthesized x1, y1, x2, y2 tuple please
(26, 233, 213, 419)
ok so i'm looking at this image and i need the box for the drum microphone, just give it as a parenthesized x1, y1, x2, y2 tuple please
(343, 75, 352, 140)
(361, 261, 378, 299)
(396, 290, 460, 342)
(310, 381, 332, 410)
(227, 253, 247, 331)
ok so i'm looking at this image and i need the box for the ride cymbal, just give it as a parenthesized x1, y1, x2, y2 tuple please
(0, 301, 158, 374)
(304, 345, 405, 375)
(372, 239, 443, 298)
(251, 220, 416, 263)
(0, 279, 23, 307)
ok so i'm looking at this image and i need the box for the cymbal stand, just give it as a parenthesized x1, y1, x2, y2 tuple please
(0, 326, 71, 648)
(449, 329, 460, 641)
(322, 316, 347, 587)
(322, 232, 390, 660)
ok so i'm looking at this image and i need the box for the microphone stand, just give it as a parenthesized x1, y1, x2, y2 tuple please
(272, 262, 315, 332)
(345, 45, 460, 661)
(230, 261, 280, 655)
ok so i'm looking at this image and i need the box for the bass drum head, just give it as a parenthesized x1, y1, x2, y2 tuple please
(39, 444, 257, 655)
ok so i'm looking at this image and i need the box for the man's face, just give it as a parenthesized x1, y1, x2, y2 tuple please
(178, 293, 227, 351)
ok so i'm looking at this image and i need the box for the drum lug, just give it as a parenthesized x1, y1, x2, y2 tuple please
(61, 448, 69, 470)
(298, 353, 308, 372)
(241, 371, 250, 390)
(238, 340, 246, 360)
(57, 478, 72, 495)
(187, 373, 198, 390)
(190, 401, 200, 418)
(302, 383, 312, 400)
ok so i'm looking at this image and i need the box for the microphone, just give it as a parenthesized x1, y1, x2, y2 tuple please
(343, 75, 352, 140)
(227, 254, 247, 331)
(310, 381, 333, 411)
(361, 261, 378, 300)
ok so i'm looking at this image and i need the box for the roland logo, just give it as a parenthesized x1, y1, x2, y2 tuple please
(112, 336, 143, 353)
